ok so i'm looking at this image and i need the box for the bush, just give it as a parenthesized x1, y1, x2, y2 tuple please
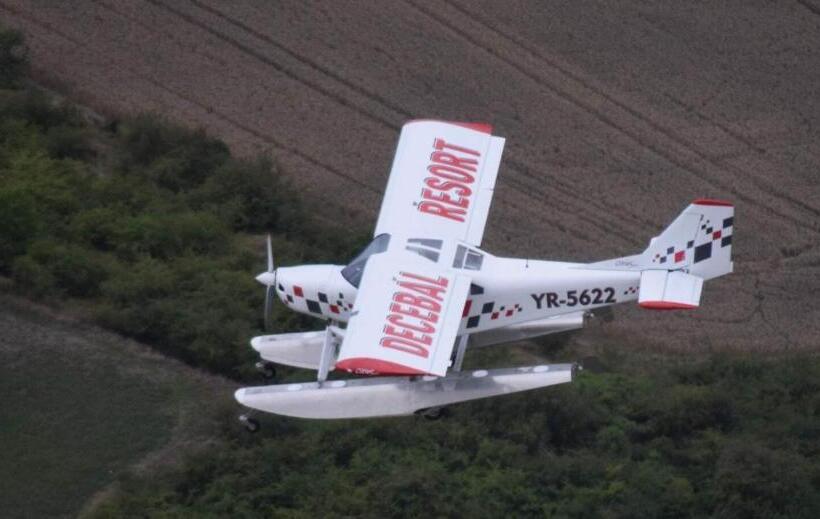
(714, 442, 820, 518)
(639, 385, 736, 439)
(0, 28, 27, 88)
(0, 89, 80, 131)
(44, 124, 94, 160)
(14, 240, 114, 297)
(0, 187, 41, 270)
(117, 114, 230, 191)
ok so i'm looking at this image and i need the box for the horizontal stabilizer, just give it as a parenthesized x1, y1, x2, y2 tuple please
(639, 270, 703, 309)
(235, 364, 575, 419)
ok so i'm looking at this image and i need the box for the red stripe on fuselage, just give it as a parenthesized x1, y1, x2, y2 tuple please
(335, 358, 429, 376)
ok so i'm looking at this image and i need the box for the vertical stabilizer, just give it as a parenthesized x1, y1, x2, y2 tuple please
(640, 199, 734, 281)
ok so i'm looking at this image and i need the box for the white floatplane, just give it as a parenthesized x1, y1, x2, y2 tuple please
(235, 120, 734, 427)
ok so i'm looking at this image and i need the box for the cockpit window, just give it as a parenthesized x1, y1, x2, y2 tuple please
(341, 234, 391, 287)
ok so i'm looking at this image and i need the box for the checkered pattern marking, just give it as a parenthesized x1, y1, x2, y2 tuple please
(693, 216, 733, 264)
(623, 286, 638, 296)
(282, 285, 352, 315)
(652, 216, 733, 265)
(465, 300, 523, 328)
(491, 304, 522, 320)
(653, 243, 690, 265)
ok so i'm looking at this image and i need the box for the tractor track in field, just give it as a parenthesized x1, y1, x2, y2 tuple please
(408, 0, 820, 236)
(92, 0, 388, 195)
(117, 0, 619, 245)
(432, 0, 820, 230)
(88, 0, 641, 246)
(162, 0, 645, 245)
(0, 1, 375, 197)
(144, 77, 381, 194)
(3, 0, 820, 352)
(181, 0, 645, 244)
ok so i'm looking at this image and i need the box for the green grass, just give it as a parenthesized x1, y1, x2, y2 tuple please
(0, 295, 234, 519)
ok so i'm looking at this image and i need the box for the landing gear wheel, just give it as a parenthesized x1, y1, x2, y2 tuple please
(239, 414, 260, 433)
(255, 361, 276, 380)
(420, 406, 448, 421)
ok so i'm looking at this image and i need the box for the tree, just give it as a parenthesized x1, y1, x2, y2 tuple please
(714, 442, 820, 518)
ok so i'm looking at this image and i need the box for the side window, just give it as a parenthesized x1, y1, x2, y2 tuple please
(465, 250, 483, 270)
(453, 245, 483, 271)
(406, 238, 442, 263)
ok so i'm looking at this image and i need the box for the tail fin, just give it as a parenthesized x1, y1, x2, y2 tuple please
(639, 199, 734, 281)
(589, 199, 734, 310)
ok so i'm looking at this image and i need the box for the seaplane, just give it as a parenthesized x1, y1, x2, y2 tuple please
(235, 120, 734, 428)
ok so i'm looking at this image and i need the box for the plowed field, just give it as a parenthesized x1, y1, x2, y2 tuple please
(3, 0, 819, 352)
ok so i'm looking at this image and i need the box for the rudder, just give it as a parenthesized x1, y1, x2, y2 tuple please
(640, 199, 734, 281)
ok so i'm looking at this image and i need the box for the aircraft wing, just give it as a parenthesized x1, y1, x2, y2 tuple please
(334, 251, 471, 377)
(373, 120, 505, 247)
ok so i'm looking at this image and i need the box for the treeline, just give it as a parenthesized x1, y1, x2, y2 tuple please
(0, 29, 365, 377)
(93, 353, 820, 518)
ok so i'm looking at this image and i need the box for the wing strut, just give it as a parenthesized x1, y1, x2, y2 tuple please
(317, 323, 340, 383)
(452, 335, 469, 372)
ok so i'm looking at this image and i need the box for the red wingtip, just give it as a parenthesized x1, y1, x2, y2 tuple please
(335, 358, 430, 376)
(451, 122, 493, 134)
(639, 301, 698, 310)
(693, 198, 733, 207)
(407, 119, 493, 134)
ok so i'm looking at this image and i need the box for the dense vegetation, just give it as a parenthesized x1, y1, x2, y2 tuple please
(0, 29, 365, 377)
(92, 352, 820, 518)
(2, 29, 818, 518)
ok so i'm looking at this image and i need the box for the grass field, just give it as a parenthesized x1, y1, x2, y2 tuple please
(0, 292, 235, 518)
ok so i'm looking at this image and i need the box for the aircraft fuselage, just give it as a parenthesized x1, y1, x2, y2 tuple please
(274, 254, 640, 336)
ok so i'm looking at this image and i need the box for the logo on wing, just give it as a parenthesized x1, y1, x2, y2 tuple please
(380, 271, 450, 358)
(417, 138, 481, 223)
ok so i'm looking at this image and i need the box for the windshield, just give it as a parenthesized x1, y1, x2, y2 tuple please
(341, 234, 391, 287)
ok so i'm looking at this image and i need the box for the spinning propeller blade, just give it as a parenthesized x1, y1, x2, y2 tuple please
(256, 234, 276, 331)
(266, 233, 274, 272)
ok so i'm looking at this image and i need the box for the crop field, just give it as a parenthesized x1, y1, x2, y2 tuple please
(0, 294, 235, 518)
(5, 0, 820, 356)
(2, 4, 820, 514)
(3, 0, 820, 353)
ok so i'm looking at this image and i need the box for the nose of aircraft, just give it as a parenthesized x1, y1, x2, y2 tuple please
(255, 270, 277, 286)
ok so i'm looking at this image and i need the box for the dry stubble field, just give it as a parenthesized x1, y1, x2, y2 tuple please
(3, 0, 820, 353)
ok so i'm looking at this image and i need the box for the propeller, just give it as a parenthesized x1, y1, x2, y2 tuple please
(255, 234, 277, 331)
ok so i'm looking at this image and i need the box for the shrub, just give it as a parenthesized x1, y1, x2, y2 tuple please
(643, 385, 736, 439)
(117, 114, 229, 192)
(714, 442, 819, 518)
(15, 240, 114, 297)
(0, 28, 27, 88)
(0, 187, 41, 270)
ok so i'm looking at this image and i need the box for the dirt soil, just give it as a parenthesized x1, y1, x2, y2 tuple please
(3, 0, 819, 353)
